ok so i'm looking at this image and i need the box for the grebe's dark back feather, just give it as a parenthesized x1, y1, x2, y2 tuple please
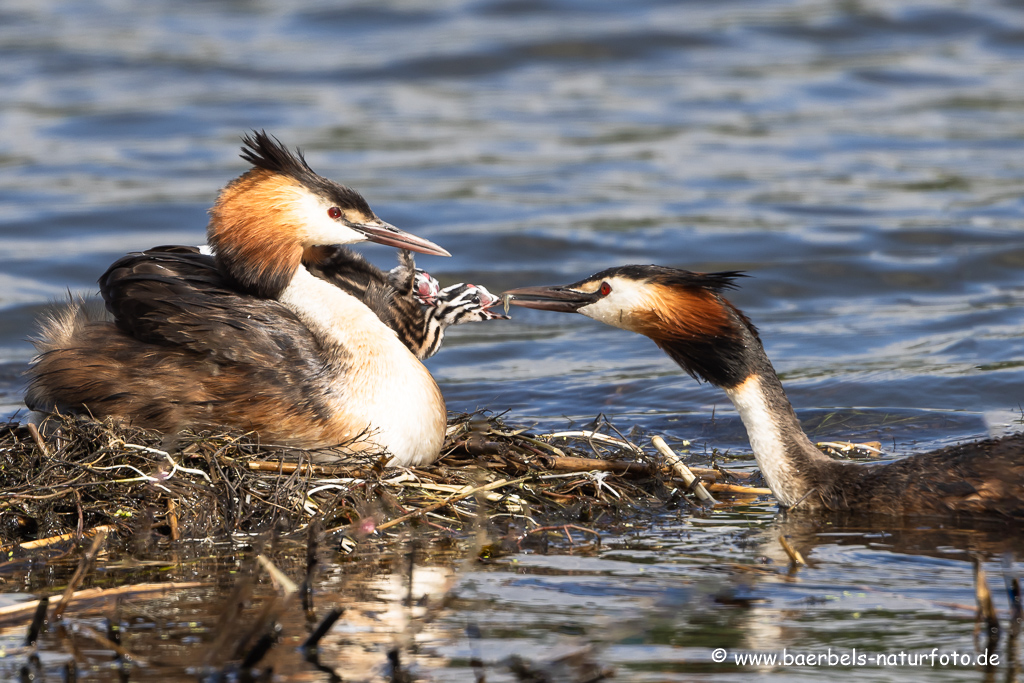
(29, 246, 340, 432)
(99, 247, 334, 367)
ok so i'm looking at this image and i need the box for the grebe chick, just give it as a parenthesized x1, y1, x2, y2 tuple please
(307, 246, 508, 359)
(505, 266, 1024, 520)
(27, 132, 452, 466)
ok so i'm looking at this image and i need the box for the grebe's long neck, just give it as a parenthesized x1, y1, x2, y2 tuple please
(648, 295, 834, 508)
(722, 362, 833, 508)
(208, 169, 306, 298)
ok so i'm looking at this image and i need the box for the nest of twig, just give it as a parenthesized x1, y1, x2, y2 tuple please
(0, 412, 770, 551)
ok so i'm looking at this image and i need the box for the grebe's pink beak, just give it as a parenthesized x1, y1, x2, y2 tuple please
(353, 221, 451, 257)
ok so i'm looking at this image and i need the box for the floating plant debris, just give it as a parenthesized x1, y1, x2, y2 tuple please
(0, 412, 769, 550)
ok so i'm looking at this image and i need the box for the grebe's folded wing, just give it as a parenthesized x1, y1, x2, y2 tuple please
(99, 246, 323, 366)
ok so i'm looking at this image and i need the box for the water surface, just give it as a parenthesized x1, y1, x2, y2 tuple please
(2, 0, 1024, 679)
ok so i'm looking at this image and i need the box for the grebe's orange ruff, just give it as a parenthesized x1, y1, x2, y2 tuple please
(505, 266, 1024, 520)
(27, 132, 451, 466)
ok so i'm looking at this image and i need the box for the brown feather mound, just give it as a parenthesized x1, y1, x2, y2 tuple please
(26, 248, 357, 447)
(809, 433, 1024, 519)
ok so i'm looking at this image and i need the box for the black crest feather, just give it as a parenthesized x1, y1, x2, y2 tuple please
(238, 130, 375, 215)
(240, 130, 315, 179)
(568, 265, 746, 295)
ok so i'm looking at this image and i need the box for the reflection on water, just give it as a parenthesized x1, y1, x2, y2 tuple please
(2, 515, 1021, 681)
(1, 0, 1024, 680)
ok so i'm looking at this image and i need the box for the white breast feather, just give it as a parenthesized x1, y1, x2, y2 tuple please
(279, 267, 445, 465)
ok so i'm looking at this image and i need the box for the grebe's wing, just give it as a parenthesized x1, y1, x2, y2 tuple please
(99, 246, 323, 366)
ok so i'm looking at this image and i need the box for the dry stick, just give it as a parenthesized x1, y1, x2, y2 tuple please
(778, 535, 806, 567)
(75, 624, 149, 666)
(243, 459, 370, 478)
(53, 530, 108, 621)
(708, 482, 772, 495)
(516, 435, 567, 458)
(542, 455, 655, 476)
(26, 423, 51, 459)
(546, 430, 644, 454)
(0, 583, 206, 624)
(376, 476, 531, 532)
(541, 454, 755, 483)
(1, 490, 74, 502)
(674, 465, 753, 481)
(3, 524, 118, 553)
(708, 483, 770, 493)
(651, 436, 716, 503)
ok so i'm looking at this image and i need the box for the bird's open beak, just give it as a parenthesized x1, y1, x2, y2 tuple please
(473, 287, 511, 320)
(353, 221, 451, 257)
(502, 285, 598, 313)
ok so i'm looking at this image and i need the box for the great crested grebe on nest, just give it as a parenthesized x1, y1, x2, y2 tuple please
(27, 132, 461, 466)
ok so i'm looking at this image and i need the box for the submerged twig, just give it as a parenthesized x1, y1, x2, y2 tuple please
(974, 556, 1000, 652)
(24, 598, 49, 647)
(0, 583, 206, 626)
(301, 608, 344, 651)
(75, 623, 150, 666)
(1003, 553, 1022, 639)
(53, 530, 108, 621)
(778, 534, 806, 567)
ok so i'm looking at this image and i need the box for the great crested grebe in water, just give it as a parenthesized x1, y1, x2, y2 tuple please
(505, 266, 1024, 520)
(26, 132, 455, 466)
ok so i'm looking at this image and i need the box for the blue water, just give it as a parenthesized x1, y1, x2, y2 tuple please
(2, 0, 1024, 680)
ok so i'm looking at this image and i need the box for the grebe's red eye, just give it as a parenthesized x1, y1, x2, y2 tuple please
(599, 281, 612, 296)
(328, 207, 342, 219)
